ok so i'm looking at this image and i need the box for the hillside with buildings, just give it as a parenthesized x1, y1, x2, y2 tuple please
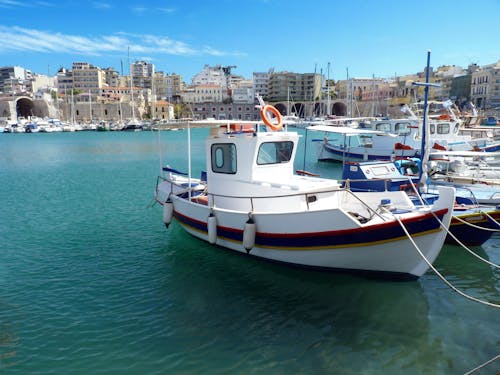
(1, 59, 499, 124)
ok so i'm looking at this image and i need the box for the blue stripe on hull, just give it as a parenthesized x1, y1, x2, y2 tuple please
(174, 210, 447, 250)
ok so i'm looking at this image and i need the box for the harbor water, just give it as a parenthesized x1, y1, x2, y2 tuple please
(0, 130, 499, 374)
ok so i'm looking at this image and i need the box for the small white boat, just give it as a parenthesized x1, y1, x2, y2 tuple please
(155, 100, 455, 280)
(427, 150, 500, 205)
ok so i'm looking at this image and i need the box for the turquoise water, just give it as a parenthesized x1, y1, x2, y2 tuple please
(0, 130, 499, 374)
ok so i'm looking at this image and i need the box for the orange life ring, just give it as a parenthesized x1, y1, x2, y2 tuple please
(260, 104, 283, 131)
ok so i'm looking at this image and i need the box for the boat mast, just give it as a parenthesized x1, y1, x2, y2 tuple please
(413, 50, 440, 187)
(326, 62, 331, 117)
(89, 90, 92, 123)
(128, 47, 136, 122)
(287, 86, 290, 116)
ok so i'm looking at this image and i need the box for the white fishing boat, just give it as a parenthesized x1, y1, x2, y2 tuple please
(313, 101, 500, 162)
(311, 124, 417, 162)
(428, 150, 500, 205)
(154, 98, 455, 279)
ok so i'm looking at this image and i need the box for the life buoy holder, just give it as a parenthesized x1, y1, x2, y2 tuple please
(260, 105, 283, 131)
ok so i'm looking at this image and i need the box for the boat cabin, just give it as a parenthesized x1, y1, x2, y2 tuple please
(204, 127, 340, 200)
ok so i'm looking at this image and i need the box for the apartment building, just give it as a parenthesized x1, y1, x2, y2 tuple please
(131, 60, 154, 90)
(267, 72, 322, 102)
(471, 61, 500, 109)
(253, 69, 273, 100)
(72, 62, 105, 99)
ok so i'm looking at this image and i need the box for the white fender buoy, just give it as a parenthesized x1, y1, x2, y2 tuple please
(163, 199, 173, 228)
(207, 213, 217, 244)
(243, 217, 256, 253)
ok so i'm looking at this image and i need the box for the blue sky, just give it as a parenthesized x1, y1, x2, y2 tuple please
(0, 0, 499, 82)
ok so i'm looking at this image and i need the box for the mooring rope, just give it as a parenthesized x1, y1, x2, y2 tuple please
(463, 353, 500, 375)
(452, 213, 500, 232)
(481, 209, 500, 226)
(432, 212, 500, 269)
(384, 208, 500, 308)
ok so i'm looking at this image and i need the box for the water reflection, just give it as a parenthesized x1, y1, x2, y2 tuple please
(156, 229, 437, 373)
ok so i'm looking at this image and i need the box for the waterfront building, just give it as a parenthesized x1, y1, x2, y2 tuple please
(56, 68, 73, 96)
(190, 102, 259, 121)
(192, 64, 225, 87)
(131, 60, 154, 91)
(31, 74, 56, 94)
(103, 67, 120, 87)
(181, 84, 224, 103)
(166, 73, 184, 103)
(433, 65, 467, 100)
(253, 69, 273, 100)
(153, 71, 167, 99)
(232, 87, 254, 104)
(471, 60, 500, 109)
(153, 100, 174, 120)
(450, 74, 471, 106)
(0, 66, 32, 95)
(267, 71, 322, 103)
(72, 62, 106, 99)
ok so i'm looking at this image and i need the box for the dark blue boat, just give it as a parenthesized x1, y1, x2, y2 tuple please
(341, 159, 500, 246)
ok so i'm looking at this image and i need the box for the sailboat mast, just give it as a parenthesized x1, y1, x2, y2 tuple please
(413, 50, 439, 186)
(89, 90, 92, 123)
(326, 62, 330, 116)
(128, 47, 136, 121)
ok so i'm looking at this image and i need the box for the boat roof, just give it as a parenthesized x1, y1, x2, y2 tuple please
(166, 119, 264, 129)
(306, 125, 394, 136)
(429, 150, 500, 157)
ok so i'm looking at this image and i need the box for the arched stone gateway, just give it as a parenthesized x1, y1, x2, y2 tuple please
(332, 102, 347, 116)
(0, 97, 52, 121)
(273, 103, 286, 115)
(15, 97, 51, 119)
(16, 97, 35, 118)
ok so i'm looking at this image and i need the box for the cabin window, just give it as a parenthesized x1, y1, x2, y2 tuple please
(394, 122, 411, 136)
(257, 141, 293, 165)
(375, 122, 391, 132)
(437, 123, 450, 135)
(211, 143, 237, 174)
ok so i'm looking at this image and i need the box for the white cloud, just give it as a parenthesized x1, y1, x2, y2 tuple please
(131, 6, 147, 14)
(157, 7, 175, 13)
(0, 0, 29, 7)
(92, 1, 112, 9)
(0, 26, 245, 58)
(0, 0, 54, 7)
